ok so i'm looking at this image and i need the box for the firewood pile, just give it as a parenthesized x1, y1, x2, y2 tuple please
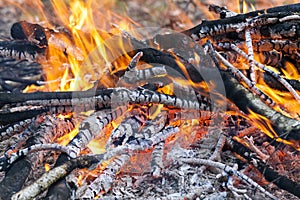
(0, 0, 300, 199)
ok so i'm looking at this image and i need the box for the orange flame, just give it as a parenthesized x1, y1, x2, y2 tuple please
(21, 0, 140, 92)
(247, 109, 300, 150)
(44, 163, 50, 172)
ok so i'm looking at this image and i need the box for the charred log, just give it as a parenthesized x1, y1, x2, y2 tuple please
(228, 139, 300, 198)
(220, 70, 300, 141)
(0, 158, 31, 200)
(10, 21, 48, 47)
(263, 73, 300, 92)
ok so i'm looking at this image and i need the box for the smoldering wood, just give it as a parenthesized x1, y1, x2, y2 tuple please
(10, 21, 48, 47)
(199, 129, 226, 173)
(103, 126, 179, 161)
(228, 138, 300, 198)
(1, 143, 71, 172)
(0, 118, 33, 141)
(0, 87, 210, 111)
(11, 155, 101, 200)
(0, 2, 298, 198)
(182, 8, 300, 40)
(106, 111, 146, 149)
(253, 39, 300, 54)
(0, 115, 78, 199)
(206, 21, 300, 44)
(0, 40, 45, 59)
(79, 153, 131, 198)
(49, 107, 167, 198)
(45, 107, 127, 199)
(202, 42, 300, 141)
(0, 114, 77, 171)
(150, 141, 165, 177)
(47, 126, 178, 199)
(216, 42, 285, 69)
(126, 43, 300, 143)
(67, 107, 127, 158)
(228, 43, 300, 103)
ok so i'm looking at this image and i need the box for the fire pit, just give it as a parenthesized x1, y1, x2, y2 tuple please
(0, 0, 299, 199)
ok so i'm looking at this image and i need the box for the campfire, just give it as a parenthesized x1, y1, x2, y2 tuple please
(0, 0, 300, 199)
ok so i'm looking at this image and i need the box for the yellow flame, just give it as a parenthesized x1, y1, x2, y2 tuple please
(21, 0, 140, 92)
(248, 109, 300, 150)
(282, 61, 299, 80)
(56, 126, 79, 146)
(44, 163, 50, 172)
(87, 140, 106, 154)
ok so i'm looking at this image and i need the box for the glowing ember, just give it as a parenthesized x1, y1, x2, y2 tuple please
(2, 1, 300, 199)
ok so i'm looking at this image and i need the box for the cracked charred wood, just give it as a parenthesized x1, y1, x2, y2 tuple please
(67, 107, 127, 158)
(206, 20, 300, 43)
(253, 39, 300, 54)
(0, 40, 45, 59)
(0, 115, 77, 171)
(123, 40, 300, 142)
(126, 48, 205, 83)
(79, 153, 131, 198)
(216, 42, 285, 69)
(210, 46, 276, 107)
(45, 108, 126, 199)
(182, 7, 300, 40)
(228, 139, 300, 198)
(0, 115, 77, 200)
(0, 118, 33, 141)
(151, 141, 165, 177)
(1, 143, 71, 173)
(204, 43, 300, 141)
(0, 87, 211, 118)
(226, 43, 300, 103)
(120, 39, 300, 142)
(11, 155, 101, 200)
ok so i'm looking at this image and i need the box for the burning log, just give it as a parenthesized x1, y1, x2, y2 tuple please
(228, 138, 300, 198)
(183, 3, 300, 41)
(0, 1, 300, 199)
(220, 69, 300, 142)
